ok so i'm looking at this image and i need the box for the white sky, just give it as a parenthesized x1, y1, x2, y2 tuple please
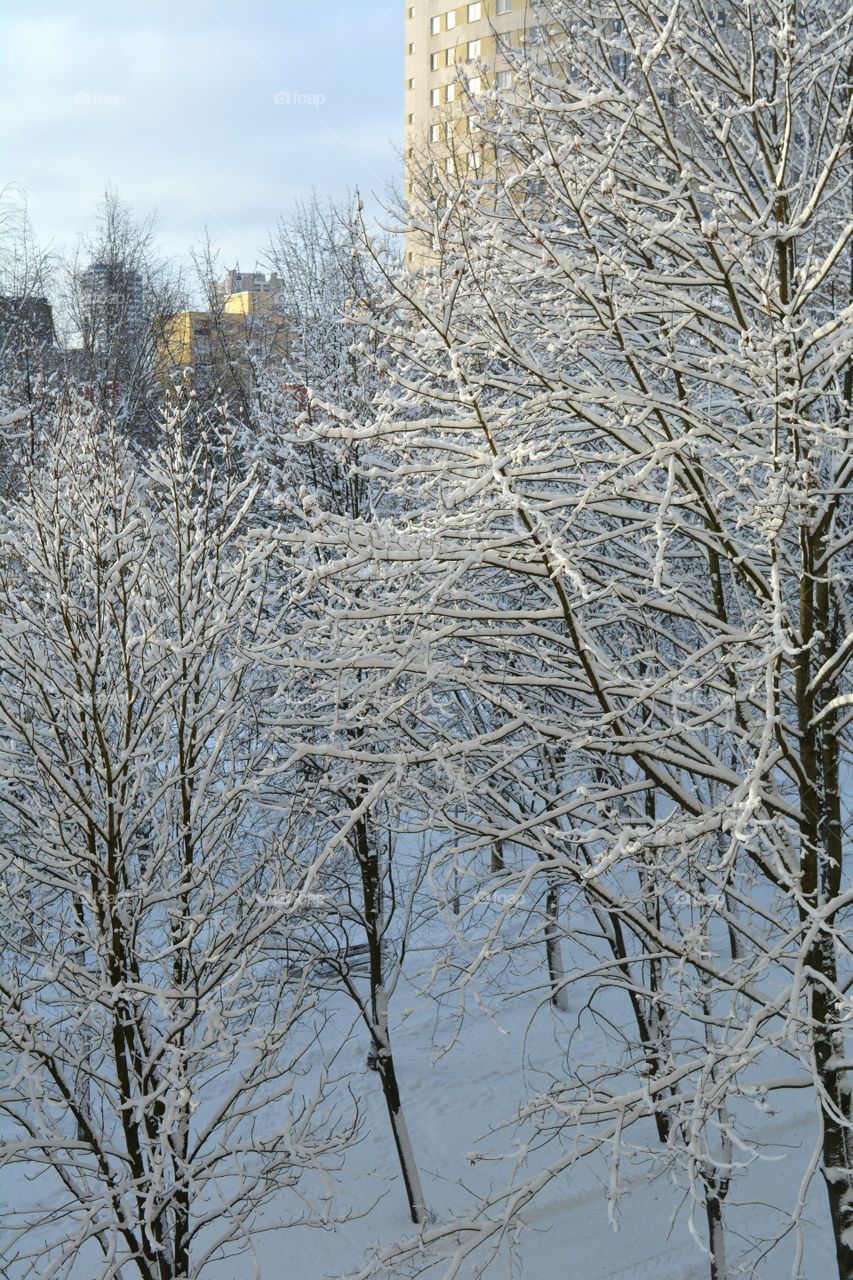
(0, 0, 403, 272)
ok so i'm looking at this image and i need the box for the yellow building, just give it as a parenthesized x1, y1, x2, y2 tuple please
(159, 311, 215, 373)
(222, 289, 293, 365)
(216, 269, 282, 311)
(158, 308, 252, 380)
(158, 288, 292, 410)
(405, 1, 532, 146)
(223, 289, 277, 320)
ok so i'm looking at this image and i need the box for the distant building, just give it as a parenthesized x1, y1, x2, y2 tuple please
(404, 1, 535, 259)
(216, 269, 283, 310)
(0, 295, 56, 348)
(405, 1, 532, 156)
(77, 261, 144, 353)
(156, 306, 288, 411)
(158, 310, 234, 379)
(155, 266, 291, 416)
(223, 289, 272, 319)
(222, 285, 292, 355)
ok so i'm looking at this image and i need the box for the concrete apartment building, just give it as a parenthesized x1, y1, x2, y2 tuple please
(78, 261, 145, 352)
(404, 2, 540, 258)
(405, 1, 534, 141)
(158, 270, 290, 411)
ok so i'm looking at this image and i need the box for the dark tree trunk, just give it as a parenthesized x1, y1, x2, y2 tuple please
(352, 796, 427, 1225)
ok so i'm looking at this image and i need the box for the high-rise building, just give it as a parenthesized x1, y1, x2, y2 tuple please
(78, 261, 144, 354)
(405, 1, 533, 145)
(404, 2, 538, 259)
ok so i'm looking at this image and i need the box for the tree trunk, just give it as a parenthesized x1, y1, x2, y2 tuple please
(370, 983, 428, 1225)
(353, 801, 427, 1224)
(703, 1180, 728, 1280)
(797, 526, 853, 1279)
(809, 956, 853, 1280)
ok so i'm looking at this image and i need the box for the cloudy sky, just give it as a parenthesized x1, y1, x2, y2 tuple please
(0, 0, 402, 271)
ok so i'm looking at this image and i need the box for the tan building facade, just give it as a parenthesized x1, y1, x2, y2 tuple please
(404, 2, 539, 258)
(405, 1, 534, 141)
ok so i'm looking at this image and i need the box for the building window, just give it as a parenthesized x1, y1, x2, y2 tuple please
(407, 112, 415, 123)
(446, 120, 454, 139)
(408, 41, 416, 53)
(408, 77, 415, 89)
(431, 87, 441, 106)
(430, 123, 441, 141)
(470, 150, 482, 169)
(446, 82, 456, 102)
(445, 156, 454, 174)
(496, 0, 511, 10)
(467, 38, 481, 59)
(446, 9, 456, 28)
(467, 2, 481, 19)
(468, 75, 481, 94)
(495, 69, 511, 88)
(431, 15, 441, 33)
(446, 47, 456, 65)
(408, 5, 415, 16)
(431, 51, 441, 69)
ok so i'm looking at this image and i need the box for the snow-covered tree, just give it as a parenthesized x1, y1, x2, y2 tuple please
(290, 1, 853, 1274)
(252, 200, 429, 1221)
(253, 196, 395, 521)
(0, 400, 355, 1279)
(61, 190, 183, 444)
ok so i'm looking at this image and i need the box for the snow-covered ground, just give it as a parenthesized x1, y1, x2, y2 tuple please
(0, 901, 838, 1280)
(201, 927, 836, 1280)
